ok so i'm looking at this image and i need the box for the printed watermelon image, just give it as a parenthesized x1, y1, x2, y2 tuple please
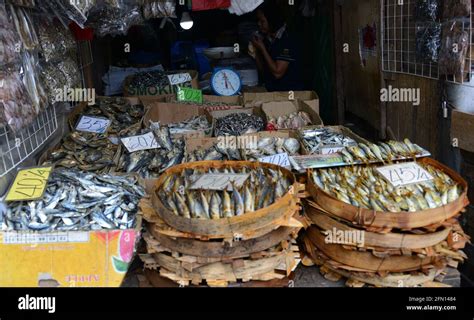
(112, 231, 137, 274)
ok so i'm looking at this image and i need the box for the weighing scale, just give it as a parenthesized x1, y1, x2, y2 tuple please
(210, 68, 242, 96)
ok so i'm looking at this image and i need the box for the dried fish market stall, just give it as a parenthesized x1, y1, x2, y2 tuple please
(0, 0, 473, 296)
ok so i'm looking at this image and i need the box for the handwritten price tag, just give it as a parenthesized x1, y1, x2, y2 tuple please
(320, 146, 345, 155)
(76, 116, 111, 134)
(190, 174, 250, 191)
(121, 132, 160, 153)
(177, 87, 203, 104)
(259, 153, 291, 169)
(168, 73, 192, 86)
(375, 162, 434, 188)
(6, 167, 53, 202)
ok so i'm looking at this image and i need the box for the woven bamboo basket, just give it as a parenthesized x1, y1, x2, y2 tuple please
(150, 161, 305, 240)
(307, 158, 469, 230)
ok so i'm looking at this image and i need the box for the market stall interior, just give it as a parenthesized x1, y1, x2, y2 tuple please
(0, 0, 473, 288)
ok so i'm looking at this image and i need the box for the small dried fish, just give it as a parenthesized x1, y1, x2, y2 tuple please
(215, 113, 264, 136)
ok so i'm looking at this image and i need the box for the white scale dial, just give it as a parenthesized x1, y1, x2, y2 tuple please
(211, 69, 241, 96)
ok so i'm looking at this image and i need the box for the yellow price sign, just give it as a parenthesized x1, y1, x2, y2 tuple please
(5, 166, 53, 202)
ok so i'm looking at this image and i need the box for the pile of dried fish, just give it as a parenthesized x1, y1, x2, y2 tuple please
(301, 128, 357, 154)
(341, 139, 427, 164)
(116, 124, 185, 179)
(312, 164, 462, 212)
(0, 3, 20, 66)
(215, 113, 264, 136)
(268, 112, 312, 130)
(187, 137, 301, 162)
(1, 170, 144, 232)
(157, 166, 292, 219)
(153, 115, 212, 136)
(128, 70, 171, 89)
(43, 98, 145, 172)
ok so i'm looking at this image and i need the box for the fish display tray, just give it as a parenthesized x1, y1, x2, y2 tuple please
(305, 204, 455, 250)
(150, 161, 305, 240)
(302, 239, 461, 288)
(307, 158, 470, 231)
(139, 268, 294, 288)
(139, 241, 300, 287)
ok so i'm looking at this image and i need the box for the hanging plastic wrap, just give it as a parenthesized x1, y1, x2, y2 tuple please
(38, 19, 77, 63)
(443, 0, 471, 19)
(0, 1, 21, 66)
(142, 0, 176, 19)
(0, 70, 36, 132)
(87, 1, 144, 37)
(21, 51, 48, 113)
(41, 63, 67, 103)
(8, 3, 39, 51)
(415, 22, 441, 63)
(8, 0, 36, 8)
(58, 57, 82, 88)
(439, 21, 469, 79)
(414, 0, 440, 22)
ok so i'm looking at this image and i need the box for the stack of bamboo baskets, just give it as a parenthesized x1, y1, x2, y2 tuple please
(139, 161, 305, 287)
(302, 158, 471, 287)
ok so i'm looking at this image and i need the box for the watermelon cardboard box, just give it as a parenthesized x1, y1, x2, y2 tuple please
(0, 216, 142, 287)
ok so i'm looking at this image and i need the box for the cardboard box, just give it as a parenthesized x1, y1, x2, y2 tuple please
(124, 70, 199, 97)
(185, 130, 302, 154)
(0, 217, 142, 287)
(298, 125, 370, 155)
(243, 91, 320, 115)
(452, 110, 474, 153)
(260, 100, 323, 130)
(143, 102, 213, 138)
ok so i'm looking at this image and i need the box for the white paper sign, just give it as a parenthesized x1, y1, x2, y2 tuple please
(258, 153, 291, 168)
(320, 146, 346, 155)
(76, 116, 111, 134)
(168, 73, 192, 86)
(375, 162, 434, 188)
(190, 174, 250, 191)
(121, 132, 160, 153)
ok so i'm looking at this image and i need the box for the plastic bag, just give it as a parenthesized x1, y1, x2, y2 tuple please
(415, 22, 441, 63)
(192, 0, 231, 11)
(38, 19, 77, 63)
(443, 0, 471, 19)
(57, 56, 82, 88)
(0, 70, 37, 132)
(87, 2, 143, 37)
(8, 3, 39, 51)
(8, 0, 35, 7)
(439, 21, 469, 79)
(21, 51, 48, 113)
(0, 2, 21, 66)
(142, 0, 176, 19)
(41, 62, 68, 104)
(414, 0, 440, 21)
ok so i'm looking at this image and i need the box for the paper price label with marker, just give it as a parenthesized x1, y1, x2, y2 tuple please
(190, 174, 250, 191)
(177, 87, 203, 104)
(168, 73, 192, 86)
(6, 166, 53, 202)
(76, 116, 111, 134)
(320, 146, 346, 155)
(121, 132, 160, 153)
(258, 153, 291, 169)
(375, 162, 434, 188)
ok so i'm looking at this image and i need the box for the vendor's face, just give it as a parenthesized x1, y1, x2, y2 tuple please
(256, 10, 270, 35)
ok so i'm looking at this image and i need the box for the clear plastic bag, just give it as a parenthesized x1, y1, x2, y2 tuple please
(41, 62, 68, 104)
(58, 57, 82, 88)
(21, 51, 48, 113)
(142, 0, 176, 19)
(439, 21, 469, 79)
(7, 3, 39, 51)
(0, 2, 21, 66)
(415, 22, 441, 63)
(0, 69, 37, 132)
(443, 0, 471, 19)
(414, 0, 440, 21)
(87, 3, 144, 37)
(38, 19, 77, 63)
